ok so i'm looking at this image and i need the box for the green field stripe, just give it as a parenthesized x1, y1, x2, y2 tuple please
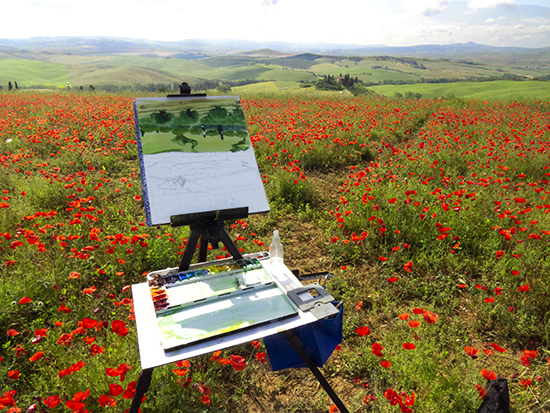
(0, 59, 69, 87)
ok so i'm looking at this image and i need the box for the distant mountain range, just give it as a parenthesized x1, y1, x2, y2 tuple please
(1, 37, 549, 63)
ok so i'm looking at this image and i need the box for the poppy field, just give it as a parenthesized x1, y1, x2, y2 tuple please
(1, 91, 550, 412)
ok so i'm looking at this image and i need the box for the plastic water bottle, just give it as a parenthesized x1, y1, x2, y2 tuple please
(270, 230, 284, 266)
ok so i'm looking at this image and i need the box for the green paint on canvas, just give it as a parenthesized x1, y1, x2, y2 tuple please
(136, 97, 251, 154)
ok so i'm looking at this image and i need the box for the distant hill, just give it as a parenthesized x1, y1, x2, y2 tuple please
(238, 49, 292, 58)
(1, 37, 550, 62)
(0, 37, 548, 92)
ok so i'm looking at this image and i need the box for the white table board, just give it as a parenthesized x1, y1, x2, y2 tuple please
(132, 255, 317, 370)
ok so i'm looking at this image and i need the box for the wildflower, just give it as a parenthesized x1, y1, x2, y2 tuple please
(355, 326, 370, 337)
(464, 346, 479, 358)
(229, 354, 247, 371)
(480, 369, 497, 380)
(18, 297, 33, 305)
(255, 352, 267, 364)
(423, 311, 438, 324)
(111, 320, 129, 337)
(371, 342, 384, 357)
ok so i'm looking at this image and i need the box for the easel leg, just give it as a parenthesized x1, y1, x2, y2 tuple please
(198, 236, 208, 263)
(179, 228, 201, 271)
(128, 368, 154, 413)
(218, 226, 243, 260)
(284, 330, 349, 413)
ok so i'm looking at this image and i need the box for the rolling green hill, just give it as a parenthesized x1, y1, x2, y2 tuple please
(0, 39, 548, 101)
(0, 59, 69, 86)
(370, 80, 550, 101)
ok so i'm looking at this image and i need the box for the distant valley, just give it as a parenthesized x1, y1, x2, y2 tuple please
(0, 37, 549, 99)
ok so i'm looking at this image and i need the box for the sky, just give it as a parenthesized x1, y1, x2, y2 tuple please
(2, 0, 549, 48)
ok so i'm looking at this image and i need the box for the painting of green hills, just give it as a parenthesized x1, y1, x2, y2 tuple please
(134, 96, 251, 154)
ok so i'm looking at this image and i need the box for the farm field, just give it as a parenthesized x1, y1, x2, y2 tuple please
(370, 80, 550, 101)
(1, 90, 550, 412)
(2, 46, 549, 92)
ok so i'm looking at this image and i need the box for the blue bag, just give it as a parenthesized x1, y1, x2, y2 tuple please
(263, 302, 343, 371)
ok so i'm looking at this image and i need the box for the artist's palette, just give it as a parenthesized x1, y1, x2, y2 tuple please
(146, 257, 299, 352)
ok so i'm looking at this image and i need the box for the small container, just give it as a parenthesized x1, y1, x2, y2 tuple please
(270, 230, 284, 266)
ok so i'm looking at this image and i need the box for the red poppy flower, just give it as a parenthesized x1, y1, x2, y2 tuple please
(7, 329, 19, 337)
(403, 261, 413, 273)
(251, 340, 261, 349)
(201, 395, 211, 406)
(354, 301, 363, 311)
(523, 350, 537, 358)
(230, 354, 247, 371)
(387, 277, 399, 284)
(423, 311, 438, 324)
(399, 313, 410, 320)
(480, 369, 497, 380)
(474, 384, 487, 400)
(58, 304, 72, 314)
(18, 297, 33, 305)
(464, 346, 479, 358)
(122, 381, 137, 399)
(403, 343, 416, 350)
(34, 328, 48, 337)
(90, 344, 105, 356)
(490, 343, 507, 353)
(111, 320, 129, 337)
(495, 250, 504, 258)
(329, 405, 338, 413)
(412, 308, 424, 315)
(408, 320, 420, 328)
(29, 351, 44, 362)
(43, 395, 60, 408)
(65, 401, 85, 410)
(356, 326, 370, 337)
(83, 336, 96, 345)
(484, 297, 495, 303)
(520, 355, 531, 367)
(8, 370, 19, 380)
(371, 342, 384, 357)
(519, 378, 532, 389)
(98, 394, 117, 407)
(80, 318, 98, 329)
(251, 351, 264, 365)
(109, 383, 123, 397)
(173, 368, 189, 376)
(379, 256, 387, 261)
(199, 381, 211, 396)
(105, 363, 132, 381)
(83, 286, 97, 294)
(380, 360, 391, 368)
(176, 359, 191, 368)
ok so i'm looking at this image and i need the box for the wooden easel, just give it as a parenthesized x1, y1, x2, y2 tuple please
(128, 86, 348, 413)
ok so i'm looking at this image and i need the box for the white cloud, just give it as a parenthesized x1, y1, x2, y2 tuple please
(0, 0, 548, 47)
(467, 0, 515, 11)
(400, 0, 449, 16)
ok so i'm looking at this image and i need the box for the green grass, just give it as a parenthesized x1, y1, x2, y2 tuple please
(1, 91, 550, 412)
(0, 59, 69, 87)
(370, 80, 550, 100)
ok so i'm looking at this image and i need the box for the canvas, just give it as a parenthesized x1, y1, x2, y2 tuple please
(133, 95, 270, 226)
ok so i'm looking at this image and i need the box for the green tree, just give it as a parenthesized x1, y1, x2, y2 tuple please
(216, 84, 232, 94)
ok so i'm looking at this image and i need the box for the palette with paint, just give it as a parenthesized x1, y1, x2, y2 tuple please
(146, 256, 299, 352)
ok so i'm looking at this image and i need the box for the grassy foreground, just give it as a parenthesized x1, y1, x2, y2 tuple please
(1, 91, 549, 412)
